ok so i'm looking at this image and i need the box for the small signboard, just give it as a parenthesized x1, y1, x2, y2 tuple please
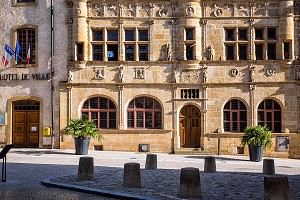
(277, 136, 289, 151)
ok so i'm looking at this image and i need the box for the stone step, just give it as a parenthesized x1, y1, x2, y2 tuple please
(174, 148, 214, 155)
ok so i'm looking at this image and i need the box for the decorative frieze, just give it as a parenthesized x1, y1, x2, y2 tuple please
(94, 67, 105, 80)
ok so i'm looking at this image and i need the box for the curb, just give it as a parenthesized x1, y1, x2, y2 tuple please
(42, 178, 157, 200)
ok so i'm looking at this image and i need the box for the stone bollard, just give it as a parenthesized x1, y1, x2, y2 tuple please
(145, 154, 157, 170)
(77, 156, 94, 181)
(179, 167, 201, 198)
(204, 156, 216, 173)
(123, 162, 141, 188)
(263, 158, 275, 175)
(264, 176, 291, 200)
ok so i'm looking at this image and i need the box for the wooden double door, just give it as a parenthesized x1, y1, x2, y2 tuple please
(179, 105, 201, 148)
(12, 100, 40, 147)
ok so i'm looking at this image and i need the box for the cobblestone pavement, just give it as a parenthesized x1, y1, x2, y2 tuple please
(1, 148, 300, 200)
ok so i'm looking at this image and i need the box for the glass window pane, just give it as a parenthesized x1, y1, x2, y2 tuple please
(239, 44, 247, 60)
(274, 111, 281, 121)
(125, 30, 134, 41)
(255, 28, 263, 40)
(240, 122, 247, 132)
(224, 122, 230, 131)
(226, 29, 235, 41)
(232, 112, 238, 121)
(240, 111, 247, 121)
(109, 112, 116, 128)
(93, 30, 103, 41)
(226, 45, 234, 60)
(100, 98, 108, 109)
(231, 100, 238, 109)
(186, 28, 194, 40)
(154, 112, 161, 128)
(91, 112, 98, 128)
(109, 100, 116, 109)
(274, 122, 281, 133)
(127, 112, 134, 127)
(255, 44, 263, 60)
(100, 112, 107, 128)
(145, 97, 153, 109)
(232, 122, 238, 132)
(224, 112, 230, 121)
(238, 29, 247, 40)
(258, 111, 264, 121)
(224, 102, 230, 110)
(266, 99, 273, 109)
(90, 98, 98, 109)
(145, 112, 152, 128)
(139, 30, 148, 41)
(135, 97, 144, 108)
(136, 112, 143, 127)
(128, 100, 134, 108)
(108, 30, 118, 41)
(82, 112, 88, 120)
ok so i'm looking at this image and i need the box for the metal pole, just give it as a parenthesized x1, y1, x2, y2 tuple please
(50, 0, 55, 149)
(2, 156, 6, 182)
(217, 136, 220, 155)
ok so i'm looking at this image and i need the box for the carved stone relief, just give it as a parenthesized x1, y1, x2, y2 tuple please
(181, 70, 201, 83)
(135, 68, 145, 79)
(124, 3, 135, 17)
(158, 5, 169, 17)
(266, 68, 275, 77)
(89, 4, 102, 17)
(107, 3, 118, 17)
(186, 4, 195, 16)
(295, 66, 300, 80)
(230, 68, 239, 77)
(140, 4, 150, 17)
(118, 65, 124, 83)
(94, 67, 105, 79)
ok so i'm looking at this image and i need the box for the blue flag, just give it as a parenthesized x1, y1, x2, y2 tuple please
(15, 40, 21, 62)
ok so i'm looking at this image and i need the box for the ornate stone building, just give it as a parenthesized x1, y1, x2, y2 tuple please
(1, 0, 300, 158)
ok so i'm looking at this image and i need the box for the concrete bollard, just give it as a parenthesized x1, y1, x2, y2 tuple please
(264, 176, 291, 200)
(77, 156, 94, 181)
(204, 156, 216, 173)
(263, 158, 275, 175)
(123, 162, 141, 188)
(145, 154, 157, 170)
(179, 167, 201, 198)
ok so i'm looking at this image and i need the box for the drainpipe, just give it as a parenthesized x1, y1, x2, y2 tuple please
(50, 0, 55, 149)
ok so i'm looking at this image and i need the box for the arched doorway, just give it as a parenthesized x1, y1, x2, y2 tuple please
(12, 100, 40, 147)
(179, 105, 201, 148)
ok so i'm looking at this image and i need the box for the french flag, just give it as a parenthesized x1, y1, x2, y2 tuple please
(2, 44, 15, 67)
(26, 43, 30, 64)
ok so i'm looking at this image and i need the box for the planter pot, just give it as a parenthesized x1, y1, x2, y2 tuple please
(249, 145, 263, 162)
(74, 138, 90, 155)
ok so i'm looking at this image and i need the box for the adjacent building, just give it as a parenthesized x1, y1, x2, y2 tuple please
(1, 0, 300, 158)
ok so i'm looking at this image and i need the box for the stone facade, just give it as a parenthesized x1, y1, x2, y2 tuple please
(0, 0, 300, 158)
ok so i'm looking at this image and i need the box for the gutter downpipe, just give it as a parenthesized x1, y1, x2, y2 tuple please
(51, 0, 55, 149)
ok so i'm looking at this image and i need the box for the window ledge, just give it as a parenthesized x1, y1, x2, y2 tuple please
(13, 2, 38, 7)
(13, 63, 37, 68)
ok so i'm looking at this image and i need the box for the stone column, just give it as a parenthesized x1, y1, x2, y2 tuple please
(118, 85, 124, 129)
(73, 0, 88, 63)
(279, 0, 294, 60)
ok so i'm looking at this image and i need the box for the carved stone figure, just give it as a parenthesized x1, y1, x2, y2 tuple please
(94, 68, 104, 79)
(296, 69, 300, 80)
(203, 67, 208, 83)
(249, 65, 255, 82)
(68, 71, 73, 83)
(166, 43, 172, 61)
(118, 66, 124, 83)
(207, 46, 214, 61)
(171, 67, 179, 83)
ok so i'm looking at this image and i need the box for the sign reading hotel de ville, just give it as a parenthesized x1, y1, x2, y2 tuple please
(0, 73, 51, 81)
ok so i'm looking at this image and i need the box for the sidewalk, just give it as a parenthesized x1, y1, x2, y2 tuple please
(3, 148, 300, 200)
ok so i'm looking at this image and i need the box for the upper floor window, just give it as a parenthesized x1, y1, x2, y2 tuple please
(185, 28, 195, 60)
(223, 99, 247, 132)
(258, 99, 281, 133)
(124, 29, 149, 61)
(81, 97, 117, 129)
(127, 97, 162, 129)
(254, 27, 278, 60)
(91, 29, 118, 61)
(17, 0, 35, 2)
(17, 28, 36, 65)
(224, 28, 249, 60)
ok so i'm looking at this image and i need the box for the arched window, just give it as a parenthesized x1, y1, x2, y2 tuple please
(258, 99, 281, 133)
(81, 97, 116, 129)
(223, 99, 247, 132)
(127, 97, 162, 129)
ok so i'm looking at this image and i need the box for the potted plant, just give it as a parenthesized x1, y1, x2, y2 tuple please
(64, 118, 102, 155)
(241, 125, 273, 162)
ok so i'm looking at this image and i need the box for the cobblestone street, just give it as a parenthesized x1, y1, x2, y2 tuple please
(1, 148, 300, 199)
